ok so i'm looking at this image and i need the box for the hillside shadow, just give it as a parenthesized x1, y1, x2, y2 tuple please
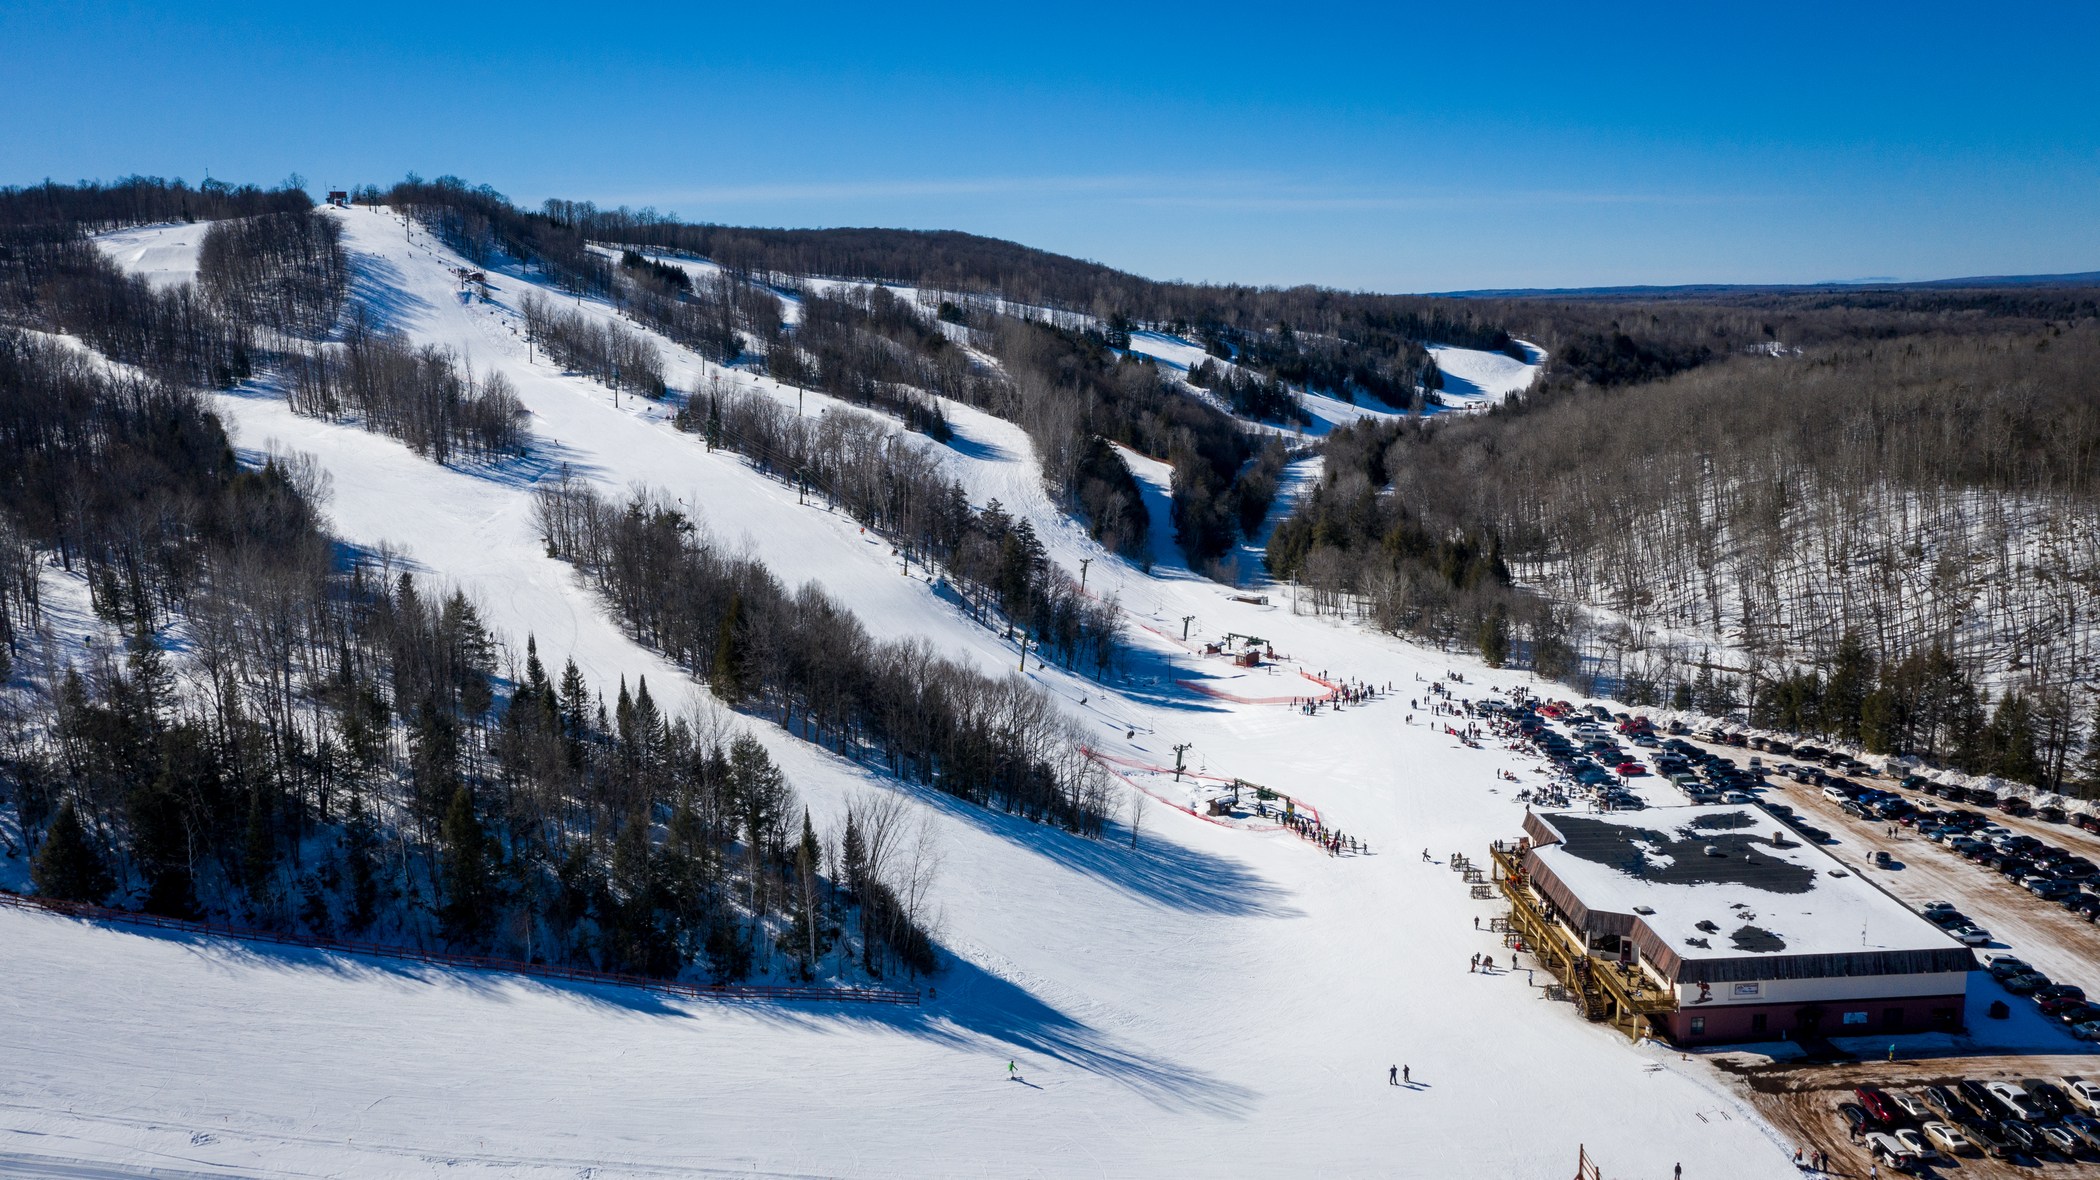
(753, 947, 1258, 1114)
(459, 437, 604, 491)
(942, 428, 1013, 464)
(46, 904, 1250, 1114)
(345, 250, 431, 337)
(884, 771, 1296, 920)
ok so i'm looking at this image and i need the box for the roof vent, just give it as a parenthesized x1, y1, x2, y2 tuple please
(1695, 919, 1720, 933)
(1633, 905, 1656, 915)
(1704, 844, 1725, 857)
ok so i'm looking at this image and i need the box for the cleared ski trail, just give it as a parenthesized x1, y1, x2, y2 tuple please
(0, 212, 1803, 1179)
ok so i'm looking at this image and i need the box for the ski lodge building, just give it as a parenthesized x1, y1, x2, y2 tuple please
(1491, 805, 1973, 1045)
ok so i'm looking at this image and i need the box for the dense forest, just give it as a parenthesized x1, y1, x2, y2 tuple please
(374, 178, 1287, 573)
(1270, 304, 2100, 794)
(8, 165, 2095, 964)
(0, 178, 980, 985)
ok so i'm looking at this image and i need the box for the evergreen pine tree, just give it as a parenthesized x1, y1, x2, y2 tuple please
(2074, 700, 2100, 799)
(343, 781, 381, 933)
(1987, 691, 2044, 786)
(1823, 630, 1874, 742)
(32, 800, 114, 904)
(786, 808, 828, 981)
(438, 785, 493, 945)
(712, 593, 750, 703)
(242, 787, 277, 895)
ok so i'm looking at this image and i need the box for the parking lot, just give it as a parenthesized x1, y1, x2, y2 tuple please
(1511, 706, 2100, 1172)
(1770, 780, 2100, 1001)
(1722, 1054, 2100, 1177)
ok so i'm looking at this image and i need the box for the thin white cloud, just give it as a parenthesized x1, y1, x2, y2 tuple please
(618, 173, 1769, 215)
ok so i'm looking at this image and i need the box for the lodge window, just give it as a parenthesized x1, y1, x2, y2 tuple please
(1689, 1016, 1705, 1036)
(1750, 1013, 1767, 1034)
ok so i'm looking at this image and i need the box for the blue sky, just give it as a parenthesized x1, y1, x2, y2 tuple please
(5, 1, 2096, 291)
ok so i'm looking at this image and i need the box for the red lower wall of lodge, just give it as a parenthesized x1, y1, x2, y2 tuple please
(1662, 993, 1966, 1045)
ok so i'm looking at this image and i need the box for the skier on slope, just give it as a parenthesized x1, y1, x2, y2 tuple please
(1007, 1060, 1017, 1081)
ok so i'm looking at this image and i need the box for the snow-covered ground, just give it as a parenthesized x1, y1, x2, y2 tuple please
(0, 210, 1815, 1178)
(1428, 341, 1541, 408)
(95, 220, 210, 290)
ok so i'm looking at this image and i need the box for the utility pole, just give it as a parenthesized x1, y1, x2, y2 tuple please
(1172, 742, 1193, 782)
(1181, 615, 1197, 641)
(1079, 557, 1092, 593)
(1017, 629, 1031, 673)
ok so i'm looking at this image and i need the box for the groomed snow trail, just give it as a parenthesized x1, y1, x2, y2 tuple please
(0, 213, 1799, 1179)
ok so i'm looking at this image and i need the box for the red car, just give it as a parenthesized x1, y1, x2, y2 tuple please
(1616, 762, 1648, 777)
(1854, 1086, 1897, 1125)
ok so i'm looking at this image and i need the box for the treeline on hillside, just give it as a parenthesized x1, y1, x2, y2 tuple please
(368, 178, 1421, 575)
(1188, 358, 1308, 425)
(559, 203, 1513, 371)
(380, 176, 613, 297)
(988, 320, 1270, 573)
(0, 175, 309, 231)
(1271, 328, 2100, 794)
(1463, 286, 2100, 395)
(285, 325, 527, 464)
(1755, 634, 2100, 795)
(0, 218, 253, 388)
(0, 236, 933, 985)
(677, 388, 1121, 675)
(198, 210, 349, 339)
(769, 285, 983, 440)
(1266, 416, 1544, 670)
(611, 249, 774, 365)
(521, 294, 667, 398)
(532, 473, 1114, 832)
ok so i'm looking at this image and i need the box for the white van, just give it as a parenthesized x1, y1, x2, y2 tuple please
(1822, 785, 1853, 804)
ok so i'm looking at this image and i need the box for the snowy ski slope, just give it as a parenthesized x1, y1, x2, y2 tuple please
(0, 208, 1800, 1178)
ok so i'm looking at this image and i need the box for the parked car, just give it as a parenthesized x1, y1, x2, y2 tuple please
(1863, 1131, 1917, 1171)
(1855, 1086, 1899, 1124)
(1890, 1126, 1936, 1161)
(1999, 1119, 2041, 1153)
(2073, 1019, 2100, 1041)
(1952, 926, 1993, 947)
(1965, 1118, 2012, 1159)
(2035, 1123, 2082, 1155)
(2006, 970, 2054, 993)
(1838, 1101, 1872, 1135)
(2036, 984, 2087, 1003)
(1922, 1084, 1968, 1119)
(2021, 1078, 2071, 1117)
(2064, 1113, 2100, 1151)
(1984, 954, 2032, 978)
(1985, 1080, 2043, 1121)
(1922, 1120, 1973, 1156)
(1889, 1091, 1931, 1122)
(2066, 1079, 2100, 1113)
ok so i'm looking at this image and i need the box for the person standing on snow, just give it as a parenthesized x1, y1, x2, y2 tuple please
(1388, 1065, 1398, 1085)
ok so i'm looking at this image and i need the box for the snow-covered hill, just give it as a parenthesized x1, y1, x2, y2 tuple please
(0, 208, 1801, 1179)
